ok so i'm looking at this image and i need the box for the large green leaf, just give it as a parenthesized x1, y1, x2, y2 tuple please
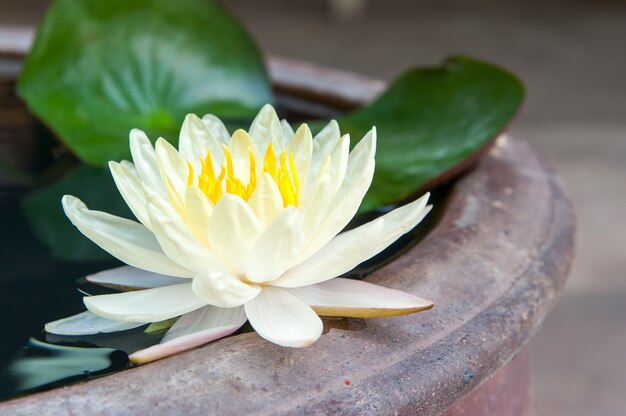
(22, 164, 131, 261)
(328, 56, 525, 212)
(18, 0, 272, 166)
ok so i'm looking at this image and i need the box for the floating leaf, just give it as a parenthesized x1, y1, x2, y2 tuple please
(323, 56, 525, 212)
(18, 0, 272, 166)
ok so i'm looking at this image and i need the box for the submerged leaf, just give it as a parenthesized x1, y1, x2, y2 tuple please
(18, 0, 272, 166)
(22, 164, 131, 261)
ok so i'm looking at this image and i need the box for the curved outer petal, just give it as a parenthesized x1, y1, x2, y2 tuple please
(244, 206, 305, 284)
(129, 129, 165, 197)
(184, 186, 213, 246)
(296, 128, 377, 263)
(290, 278, 434, 318)
(274, 193, 430, 288)
(84, 283, 206, 323)
(310, 119, 341, 180)
(144, 186, 230, 275)
(274, 218, 384, 288)
(326, 134, 350, 198)
(45, 311, 145, 336)
(192, 271, 261, 308)
(62, 196, 193, 278)
(247, 173, 284, 227)
(244, 286, 323, 348)
(201, 114, 231, 144)
(129, 306, 247, 364)
(155, 138, 189, 211)
(86, 266, 186, 291)
(179, 114, 225, 173)
(207, 195, 263, 275)
(369, 195, 432, 255)
(109, 161, 151, 228)
(299, 152, 331, 210)
(299, 134, 350, 235)
(248, 104, 285, 154)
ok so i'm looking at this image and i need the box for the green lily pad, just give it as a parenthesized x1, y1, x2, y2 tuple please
(327, 56, 525, 212)
(22, 164, 131, 261)
(17, 0, 272, 166)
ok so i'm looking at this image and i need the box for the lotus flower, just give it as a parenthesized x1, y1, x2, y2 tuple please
(45, 104, 433, 363)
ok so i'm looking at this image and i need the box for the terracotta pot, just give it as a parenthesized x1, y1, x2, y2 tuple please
(0, 27, 574, 415)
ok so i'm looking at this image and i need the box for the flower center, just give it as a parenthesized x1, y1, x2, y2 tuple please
(187, 143, 299, 207)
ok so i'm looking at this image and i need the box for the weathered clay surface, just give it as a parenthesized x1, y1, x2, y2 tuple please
(0, 135, 574, 415)
(442, 347, 534, 416)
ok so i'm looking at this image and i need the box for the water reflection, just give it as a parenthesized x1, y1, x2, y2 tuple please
(4, 338, 125, 397)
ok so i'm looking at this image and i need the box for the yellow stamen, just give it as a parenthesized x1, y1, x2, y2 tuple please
(188, 142, 300, 207)
(187, 162, 194, 186)
(263, 143, 277, 182)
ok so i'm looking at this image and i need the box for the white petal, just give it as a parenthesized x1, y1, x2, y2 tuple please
(245, 286, 322, 348)
(299, 155, 333, 234)
(129, 129, 165, 197)
(245, 206, 305, 283)
(144, 186, 230, 274)
(109, 161, 151, 227)
(302, 132, 349, 207)
(184, 186, 213, 246)
(84, 283, 206, 322)
(275, 193, 430, 288)
(179, 114, 225, 173)
(227, 130, 258, 184)
(86, 266, 186, 290)
(201, 114, 231, 144)
(154, 138, 188, 209)
(207, 195, 263, 275)
(327, 134, 350, 196)
(297, 128, 377, 262)
(281, 119, 295, 141)
(129, 305, 246, 364)
(328, 127, 377, 211)
(310, 120, 341, 177)
(192, 271, 261, 308)
(291, 278, 434, 318)
(247, 173, 284, 227)
(286, 124, 312, 200)
(45, 311, 145, 336)
(62, 195, 193, 278)
(274, 217, 384, 288)
(370, 194, 431, 255)
(249, 104, 284, 153)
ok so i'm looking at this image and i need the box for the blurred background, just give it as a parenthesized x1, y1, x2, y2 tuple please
(1, 0, 625, 414)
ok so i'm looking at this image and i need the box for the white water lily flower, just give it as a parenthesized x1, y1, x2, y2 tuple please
(45, 104, 433, 363)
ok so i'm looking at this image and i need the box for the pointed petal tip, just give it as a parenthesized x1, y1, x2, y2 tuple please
(260, 103, 277, 113)
(184, 113, 201, 122)
(291, 279, 434, 318)
(61, 194, 85, 214)
(129, 128, 150, 144)
(231, 128, 251, 139)
(128, 322, 244, 364)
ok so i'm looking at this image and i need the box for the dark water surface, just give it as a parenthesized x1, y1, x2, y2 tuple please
(0, 188, 153, 400)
